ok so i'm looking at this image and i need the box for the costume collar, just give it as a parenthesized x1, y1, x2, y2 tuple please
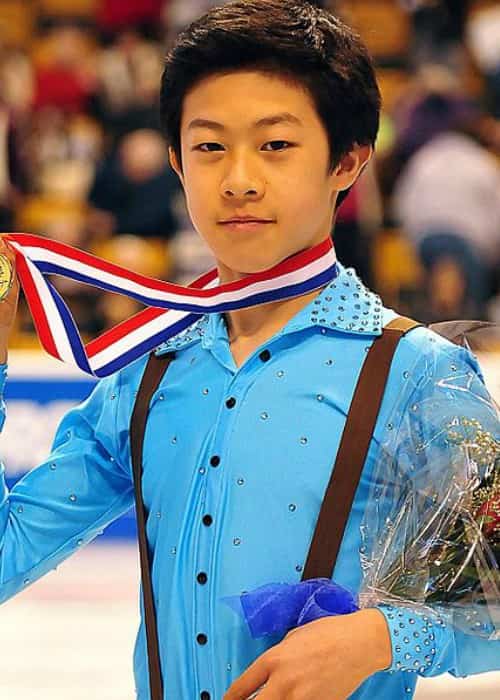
(155, 262, 384, 356)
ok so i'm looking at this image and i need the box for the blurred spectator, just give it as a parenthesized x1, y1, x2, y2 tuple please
(89, 30, 162, 147)
(466, 1, 500, 118)
(32, 25, 97, 114)
(377, 69, 479, 206)
(88, 128, 180, 240)
(392, 121, 500, 321)
(97, 0, 165, 40)
(399, 0, 470, 73)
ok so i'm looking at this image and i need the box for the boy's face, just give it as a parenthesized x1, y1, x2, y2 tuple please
(169, 70, 371, 281)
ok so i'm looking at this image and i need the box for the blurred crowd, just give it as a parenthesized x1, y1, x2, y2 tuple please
(0, 0, 499, 349)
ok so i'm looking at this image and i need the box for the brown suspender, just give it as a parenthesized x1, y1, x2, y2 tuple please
(130, 352, 176, 700)
(129, 316, 421, 699)
(301, 316, 421, 580)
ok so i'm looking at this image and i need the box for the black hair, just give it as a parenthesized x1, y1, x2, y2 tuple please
(160, 0, 381, 209)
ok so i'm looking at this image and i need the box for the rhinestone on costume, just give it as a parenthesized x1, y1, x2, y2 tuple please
(202, 388, 209, 395)
(50, 463, 56, 470)
(289, 504, 297, 512)
(171, 547, 176, 555)
(295, 564, 303, 572)
(233, 538, 241, 546)
(237, 478, 245, 486)
(260, 412, 269, 420)
(69, 494, 77, 502)
(276, 370, 285, 378)
(300, 437, 308, 445)
(17, 505, 23, 513)
(317, 394, 324, 401)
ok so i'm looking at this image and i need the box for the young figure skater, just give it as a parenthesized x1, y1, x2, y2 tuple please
(0, 2, 498, 699)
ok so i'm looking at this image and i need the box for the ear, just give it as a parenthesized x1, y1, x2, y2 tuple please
(330, 143, 373, 193)
(168, 146, 185, 187)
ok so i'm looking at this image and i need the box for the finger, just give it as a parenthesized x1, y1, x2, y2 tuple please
(223, 659, 271, 700)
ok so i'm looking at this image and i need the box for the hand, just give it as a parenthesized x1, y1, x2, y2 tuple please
(0, 235, 20, 360)
(223, 609, 392, 700)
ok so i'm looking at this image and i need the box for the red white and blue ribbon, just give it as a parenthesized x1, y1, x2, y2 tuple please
(4, 233, 339, 378)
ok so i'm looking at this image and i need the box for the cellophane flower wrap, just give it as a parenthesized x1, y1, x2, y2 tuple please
(358, 324, 500, 641)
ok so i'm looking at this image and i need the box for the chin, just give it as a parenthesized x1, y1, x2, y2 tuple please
(220, 251, 287, 277)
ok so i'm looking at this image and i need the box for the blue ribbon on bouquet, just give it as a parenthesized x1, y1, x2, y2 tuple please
(221, 578, 359, 638)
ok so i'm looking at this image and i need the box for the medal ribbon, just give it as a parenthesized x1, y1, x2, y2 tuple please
(4, 233, 339, 378)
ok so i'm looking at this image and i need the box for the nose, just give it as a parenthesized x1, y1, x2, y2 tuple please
(220, 153, 265, 200)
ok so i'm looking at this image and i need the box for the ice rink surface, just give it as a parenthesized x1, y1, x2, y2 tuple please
(0, 542, 498, 700)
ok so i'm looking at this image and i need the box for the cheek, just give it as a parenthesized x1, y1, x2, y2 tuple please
(183, 175, 211, 226)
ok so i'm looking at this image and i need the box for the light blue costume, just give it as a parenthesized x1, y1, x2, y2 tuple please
(0, 262, 498, 699)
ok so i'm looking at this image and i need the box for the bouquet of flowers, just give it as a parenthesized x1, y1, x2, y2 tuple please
(222, 322, 500, 642)
(358, 324, 500, 640)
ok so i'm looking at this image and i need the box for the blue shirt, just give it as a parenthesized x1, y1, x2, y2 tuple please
(0, 262, 499, 699)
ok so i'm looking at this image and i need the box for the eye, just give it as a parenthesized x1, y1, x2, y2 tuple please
(196, 143, 224, 152)
(262, 141, 293, 151)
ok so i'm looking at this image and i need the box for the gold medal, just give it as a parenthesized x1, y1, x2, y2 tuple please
(0, 253, 13, 302)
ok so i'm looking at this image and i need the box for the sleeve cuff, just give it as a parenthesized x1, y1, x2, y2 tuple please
(377, 604, 447, 675)
(0, 363, 7, 393)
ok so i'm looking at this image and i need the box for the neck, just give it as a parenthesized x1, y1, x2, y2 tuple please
(223, 285, 328, 343)
(217, 245, 333, 343)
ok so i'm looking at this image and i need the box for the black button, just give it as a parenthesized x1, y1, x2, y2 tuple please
(200, 692, 210, 700)
(259, 349, 271, 362)
(197, 633, 208, 645)
(225, 397, 236, 408)
(202, 514, 213, 526)
(210, 455, 220, 467)
(197, 572, 208, 584)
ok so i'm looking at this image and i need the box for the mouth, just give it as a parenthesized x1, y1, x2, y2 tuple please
(218, 220, 275, 231)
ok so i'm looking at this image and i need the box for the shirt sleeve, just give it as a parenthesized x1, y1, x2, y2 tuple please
(361, 334, 500, 678)
(0, 362, 135, 604)
(378, 604, 500, 677)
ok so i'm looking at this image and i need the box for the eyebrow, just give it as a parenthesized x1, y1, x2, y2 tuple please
(187, 112, 303, 131)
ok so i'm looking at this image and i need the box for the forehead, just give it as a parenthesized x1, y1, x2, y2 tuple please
(180, 70, 319, 132)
